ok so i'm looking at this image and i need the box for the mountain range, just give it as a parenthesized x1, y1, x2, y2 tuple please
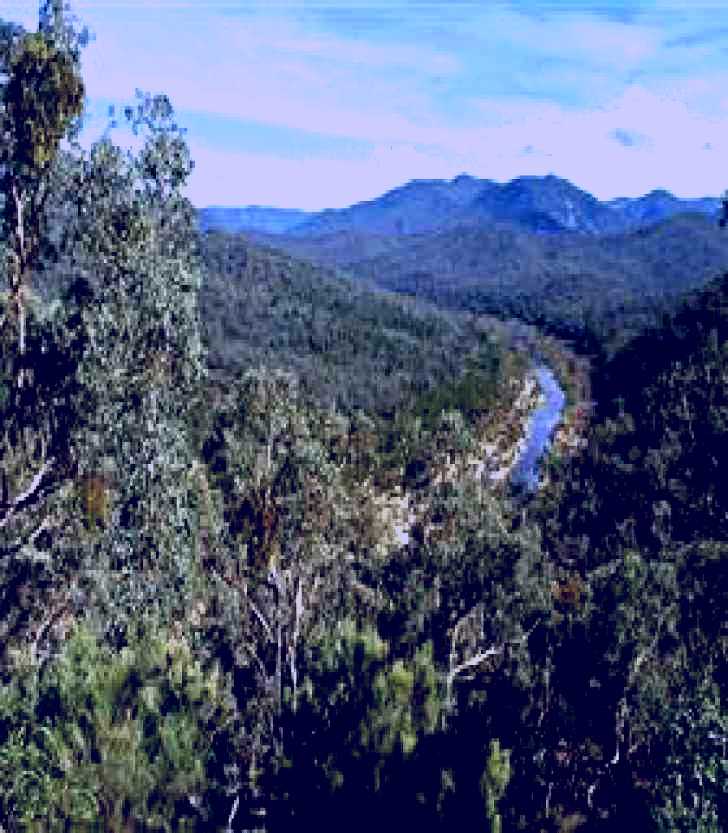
(197, 174, 722, 238)
(196, 174, 728, 365)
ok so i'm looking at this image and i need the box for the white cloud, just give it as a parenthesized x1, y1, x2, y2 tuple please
(513, 10, 659, 70)
(268, 31, 460, 75)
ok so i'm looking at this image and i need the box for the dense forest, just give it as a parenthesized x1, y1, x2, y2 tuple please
(256, 212, 728, 365)
(0, 4, 726, 833)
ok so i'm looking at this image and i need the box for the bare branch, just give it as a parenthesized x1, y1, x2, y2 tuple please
(449, 645, 504, 681)
(247, 594, 273, 641)
(446, 623, 539, 711)
(0, 456, 56, 529)
(289, 575, 303, 712)
(226, 796, 240, 833)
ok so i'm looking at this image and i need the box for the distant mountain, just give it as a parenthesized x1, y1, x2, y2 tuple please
(462, 174, 624, 234)
(197, 205, 314, 235)
(197, 176, 722, 239)
(606, 189, 721, 227)
(195, 177, 728, 359)
(287, 173, 492, 237)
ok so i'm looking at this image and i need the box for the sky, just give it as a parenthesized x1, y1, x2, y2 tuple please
(4, 0, 728, 209)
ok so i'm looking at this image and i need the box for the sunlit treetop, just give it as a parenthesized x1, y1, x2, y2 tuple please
(2, 30, 84, 176)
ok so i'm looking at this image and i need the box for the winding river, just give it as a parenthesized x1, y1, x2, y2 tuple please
(508, 363, 566, 494)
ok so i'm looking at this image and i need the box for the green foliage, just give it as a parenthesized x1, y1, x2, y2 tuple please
(270, 621, 446, 830)
(0, 12, 85, 396)
(0, 621, 238, 831)
(409, 337, 502, 431)
(527, 271, 728, 831)
(650, 678, 727, 833)
(49, 92, 206, 638)
(481, 739, 511, 833)
(2, 30, 84, 174)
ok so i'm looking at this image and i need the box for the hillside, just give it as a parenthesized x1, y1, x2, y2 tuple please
(198, 229, 527, 417)
(606, 188, 722, 227)
(538, 267, 728, 556)
(522, 272, 728, 829)
(195, 229, 541, 495)
(255, 212, 728, 361)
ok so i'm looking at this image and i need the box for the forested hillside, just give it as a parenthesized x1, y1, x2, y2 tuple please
(0, 5, 725, 833)
(259, 212, 728, 362)
(198, 229, 521, 419)
(527, 270, 728, 831)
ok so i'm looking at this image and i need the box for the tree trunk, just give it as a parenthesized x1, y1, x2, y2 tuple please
(10, 181, 28, 389)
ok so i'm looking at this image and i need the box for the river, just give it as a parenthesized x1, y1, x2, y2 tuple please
(508, 363, 566, 494)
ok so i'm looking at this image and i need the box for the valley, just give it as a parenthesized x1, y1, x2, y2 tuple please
(0, 21, 726, 828)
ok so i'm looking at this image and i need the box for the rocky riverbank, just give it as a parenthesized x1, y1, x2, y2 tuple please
(365, 366, 547, 550)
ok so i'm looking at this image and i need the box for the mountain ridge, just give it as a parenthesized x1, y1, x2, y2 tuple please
(196, 174, 722, 237)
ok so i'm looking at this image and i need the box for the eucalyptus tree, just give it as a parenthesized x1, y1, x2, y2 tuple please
(201, 368, 363, 711)
(59, 90, 208, 641)
(0, 0, 207, 662)
(0, 1, 93, 670)
(0, 1, 85, 389)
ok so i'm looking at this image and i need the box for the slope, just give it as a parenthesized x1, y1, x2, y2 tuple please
(300, 213, 728, 361)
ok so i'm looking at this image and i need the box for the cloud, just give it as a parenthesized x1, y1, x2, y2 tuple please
(176, 78, 726, 208)
(71, 8, 461, 148)
(450, 7, 662, 72)
(4, 0, 728, 207)
(665, 26, 728, 49)
(611, 128, 651, 148)
(505, 0, 654, 25)
(270, 31, 460, 75)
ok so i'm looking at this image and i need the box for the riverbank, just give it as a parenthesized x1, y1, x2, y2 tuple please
(365, 365, 546, 549)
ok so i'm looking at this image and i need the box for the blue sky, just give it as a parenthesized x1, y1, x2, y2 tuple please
(4, 0, 728, 209)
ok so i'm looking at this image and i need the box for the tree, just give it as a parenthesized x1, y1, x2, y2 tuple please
(200, 368, 361, 718)
(0, 9, 84, 388)
(59, 91, 207, 640)
(269, 621, 445, 832)
(0, 3, 207, 663)
(0, 2, 90, 671)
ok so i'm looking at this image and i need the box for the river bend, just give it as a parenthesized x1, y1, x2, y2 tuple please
(509, 364, 566, 493)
